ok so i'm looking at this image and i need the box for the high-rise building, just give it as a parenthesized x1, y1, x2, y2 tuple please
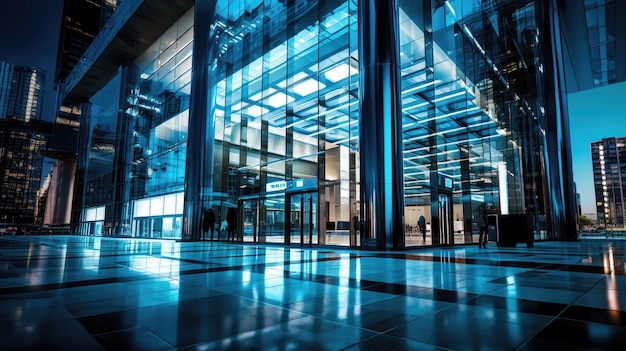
(591, 137, 626, 226)
(0, 62, 45, 121)
(60, 0, 582, 248)
(0, 61, 49, 228)
(39, 0, 119, 227)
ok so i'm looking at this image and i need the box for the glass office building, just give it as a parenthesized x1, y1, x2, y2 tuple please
(592, 137, 626, 226)
(68, 0, 577, 249)
(0, 61, 47, 228)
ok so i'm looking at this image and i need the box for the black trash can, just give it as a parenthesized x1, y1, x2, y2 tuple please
(498, 214, 529, 247)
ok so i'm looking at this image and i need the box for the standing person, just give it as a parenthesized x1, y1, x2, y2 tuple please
(204, 208, 216, 241)
(478, 209, 488, 248)
(418, 215, 426, 241)
(226, 208, 237, 242)
(202, 209, 210, 240)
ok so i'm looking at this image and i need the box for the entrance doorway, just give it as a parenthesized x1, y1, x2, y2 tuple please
(241, 196, 286, 244)
(438, 194, 453, 245)
(242, 199, 259, 243)
(288, 192, 317, 246)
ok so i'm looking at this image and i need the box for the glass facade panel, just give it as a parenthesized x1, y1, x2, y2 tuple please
(202, 0, 358, 246)
(76, 9, 194, 236)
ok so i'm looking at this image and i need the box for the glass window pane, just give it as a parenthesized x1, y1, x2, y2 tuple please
(586, 8, 598, 27)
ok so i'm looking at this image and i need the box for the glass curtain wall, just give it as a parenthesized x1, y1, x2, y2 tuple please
(78, 9, 194, 238)
(76, 0, 563, 245)
(398, 0, 546, 246)
(208, 0, 359, 246)
(124, 9, 194, 238)
(78, 74, 120, 236)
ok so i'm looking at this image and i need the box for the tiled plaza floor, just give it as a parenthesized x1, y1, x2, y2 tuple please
(1, 235, 625, 350)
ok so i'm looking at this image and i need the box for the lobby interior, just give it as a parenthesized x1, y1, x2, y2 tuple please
(0, 235, 625, 350)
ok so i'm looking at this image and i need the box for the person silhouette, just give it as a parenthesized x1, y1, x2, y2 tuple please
(478, 210, 488, 248)
(226, 208, 237, 242)
(418, 215, 426, 241)
(203, 208, 216, 241)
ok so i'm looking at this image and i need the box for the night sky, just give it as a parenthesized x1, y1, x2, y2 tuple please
(0, 0, 63, 122)
(0, 1, 624, 217)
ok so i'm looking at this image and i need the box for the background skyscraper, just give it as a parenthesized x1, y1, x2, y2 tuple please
(0, 61, 48, 229)
(591, 137, 626, 226)
(0, 62, 45, 121)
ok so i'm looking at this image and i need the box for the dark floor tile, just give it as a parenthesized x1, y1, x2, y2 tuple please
(362, 282, 424, 295)
(406, 288, 479, 303)
(341, 333, 447, 351)
(0, 318, 104, 351)
(148, 295, 306, 348)
(517, 337, 607, 351)
(78, 302, 181, 335)
(527, 318, 626, 350)
(196, 315, 378, 351)
(515, 270, 549, 278)
(561, 304, 626, 327)
(466, 294, 568, 317)
(179, 338, 259, 351)
(359, 311, 419, 332)
(95, 327, 175, 351)
(0, 298, 73, 330)
(313, 275, 382, 289)
(388, 305, 546, 350)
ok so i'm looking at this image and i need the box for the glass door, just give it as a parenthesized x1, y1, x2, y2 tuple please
(438, 194, 453, 245)
(241, 196, 286, 244)
(288, 192, 318, 246)
(242, 199, 259, 242)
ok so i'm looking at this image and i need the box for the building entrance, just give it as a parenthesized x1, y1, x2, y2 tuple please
(287, 192, 318, 246)
(241, 196, 286, 244)
(242, 199, 259, 243)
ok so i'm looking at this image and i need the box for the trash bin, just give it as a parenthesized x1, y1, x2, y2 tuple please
(498, 214, 529, 247)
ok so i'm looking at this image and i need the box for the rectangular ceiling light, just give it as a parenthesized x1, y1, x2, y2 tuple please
(266, 91, 295, 108)
(249, 87, 276, 101)
(293, 78, 326, 96)
(277, 72, 308, 89)
(324, 63, 356, 83)
(245, 105, 269, 118)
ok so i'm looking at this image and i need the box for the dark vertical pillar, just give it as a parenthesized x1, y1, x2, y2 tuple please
(537, 0, 578, 240)
(182, 0, 218, 240)
(111, 64, 138, 235)
(358, 0, 405, 250)
(460, 145, 472, 242)
(423, 0, 440, 246)
(71, 101, 91, 234)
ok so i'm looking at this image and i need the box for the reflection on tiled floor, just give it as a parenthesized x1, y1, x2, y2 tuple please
(1, 236, 626, 350)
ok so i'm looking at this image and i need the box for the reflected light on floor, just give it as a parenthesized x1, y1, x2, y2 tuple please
(603, 247, 614, 274)
(606, 274, 620, 313)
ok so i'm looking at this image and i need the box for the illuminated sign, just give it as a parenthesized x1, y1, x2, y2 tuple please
(266, 181, 287, 192)
(286, 178, 317, 193)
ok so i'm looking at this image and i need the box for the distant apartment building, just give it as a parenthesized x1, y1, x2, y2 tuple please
(0, 61, 48, 227)
(591, 137, 626, 226)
